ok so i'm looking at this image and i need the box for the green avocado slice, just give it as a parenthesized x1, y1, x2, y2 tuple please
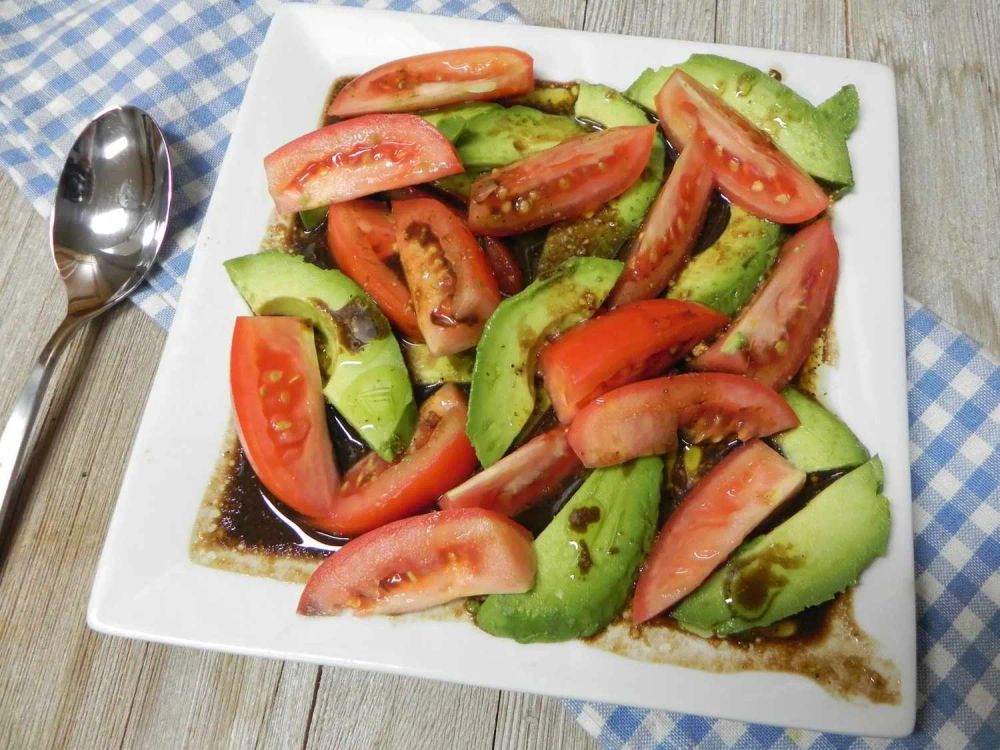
(818, 84, 860, 139)
(467, 256, 622, 466)
(402, 343, 473, 386)
(771, 388, 870, 473)
(505, 82, 580, 115)
(454, 105, 585, 170)
(666, 205, 783, 317)
(626, 54, 855, 189)
(225, 252, 416, 461)
(419, 102, 504, 143)
(476, 457, 663, 642)
(671, 457, 890, 635)
(537, 83, 666, 276)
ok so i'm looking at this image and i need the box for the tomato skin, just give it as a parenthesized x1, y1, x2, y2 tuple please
(632, 440, 805, 623)
(312, 383, 477, 537)
(327, 199, 421, 340)
(438, 428, 581, 517)
(467, 125, 657, 236)
(230, 317, 340, 520)
(479, 236, 524, 295)
(298, 508, 536, 616)
(690, 219, 839, 390)
(393, 198, 502, 356)
(610, 138, 715, 306)
(656, 71, 829, 224)
(264, 115, 462, 214)
(539, 299, 728, 423)
(568, 373, 799, 468)
(328, 47, 534, 117)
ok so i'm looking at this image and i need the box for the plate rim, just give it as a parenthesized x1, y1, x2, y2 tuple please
(88, 3, 916, 737)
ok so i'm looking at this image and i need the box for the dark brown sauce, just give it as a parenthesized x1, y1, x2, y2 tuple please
(568, 505, 601, 533)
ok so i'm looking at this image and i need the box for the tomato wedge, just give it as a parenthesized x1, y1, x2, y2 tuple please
(312, 383, 477, 537)
(539, 299, 728, 423)
(568, 373, 799, 468)
(230, 317, 339, 521)
(632, 440, 805, 623)
(327, 199, 420, 340)
(656, 71, 829, 224)
(610, 138, 715, 306)
(393, 197, 502, 356)
(439, 428, 581, 517)
(480, 236, 523, 295)
(264, 114, 462, 214)
(298, 508, 536, 616)
(467, 125, 656, 236)
(328, 48, 534, 118)
(690, 219, 839, 390)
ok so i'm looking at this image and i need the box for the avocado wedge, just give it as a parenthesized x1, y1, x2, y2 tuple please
(455, 105, 585, 170)
(772, 388, 870, 472)
(626, 54, 854, 189)
(671, 457, 890, 635)
(467, 256, 622, 466)
(666, 205, 783, 317)
(225, 252, 416, 461)
(476, 457, 663, 642)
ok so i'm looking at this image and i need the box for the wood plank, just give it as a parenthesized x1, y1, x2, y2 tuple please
(848, 0, 1000, 354)
(118, 650, 314, 750)
(509, 0, 585, 29)
(304, 669, 499, 749)
(494, 692, 596, 750)
(583, 0, 715, 40)
(714, 0, 846, 53)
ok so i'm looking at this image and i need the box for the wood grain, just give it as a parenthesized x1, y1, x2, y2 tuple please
(848, 0, 1000, 353)
(1, 1, 998, 748)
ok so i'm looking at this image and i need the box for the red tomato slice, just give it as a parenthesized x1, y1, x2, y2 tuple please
(264, 114, 462, 214)
(312, 383, 477, 537)
(610, 139, 715, 305)
(479, 236, 524, 296)
(632, 440, 805, 623)
(298, 508, 536, 616)
(467, 125, 656, 236)
(230, 317, 339, 520)
(328, 47, 534, 117)
(393, 197, 502, 356)
(539, 299, 728, 423)
(438, 428, 581, 517)
(656, 71, 829, 224)
(568, 373, 799, 468)
(327, 199, 421, 340)
(690, 219, 839, 390)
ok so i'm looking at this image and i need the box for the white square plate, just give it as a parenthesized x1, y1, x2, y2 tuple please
(89, 4, 916, 737)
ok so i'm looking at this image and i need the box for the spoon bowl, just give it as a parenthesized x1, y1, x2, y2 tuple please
(0, 106, 172, 548)
(51, 106, 171, 317)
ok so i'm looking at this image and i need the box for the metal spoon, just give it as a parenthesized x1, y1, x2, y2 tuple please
(0, 106, 172, 538)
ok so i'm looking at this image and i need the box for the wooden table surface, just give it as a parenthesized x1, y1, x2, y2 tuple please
(1, 1, 997, 748)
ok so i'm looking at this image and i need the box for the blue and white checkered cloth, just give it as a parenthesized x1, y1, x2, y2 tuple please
(2, 2, 997, 748)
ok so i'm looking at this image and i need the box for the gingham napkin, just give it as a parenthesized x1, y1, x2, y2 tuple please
(2, 2, 997, 748)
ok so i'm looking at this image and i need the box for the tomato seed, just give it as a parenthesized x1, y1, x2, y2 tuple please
(265, 370, 283, 383)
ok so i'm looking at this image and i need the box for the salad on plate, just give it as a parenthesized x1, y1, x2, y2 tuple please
(191, 44, 897, 701)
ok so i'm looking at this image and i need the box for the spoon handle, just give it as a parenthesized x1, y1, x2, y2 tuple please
(0, 315, 84, 540)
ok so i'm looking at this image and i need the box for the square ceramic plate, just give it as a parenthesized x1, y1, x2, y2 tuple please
(89, 4, 916, 736)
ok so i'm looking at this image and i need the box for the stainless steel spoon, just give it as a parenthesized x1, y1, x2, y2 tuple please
(0, 106, 172, 537)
